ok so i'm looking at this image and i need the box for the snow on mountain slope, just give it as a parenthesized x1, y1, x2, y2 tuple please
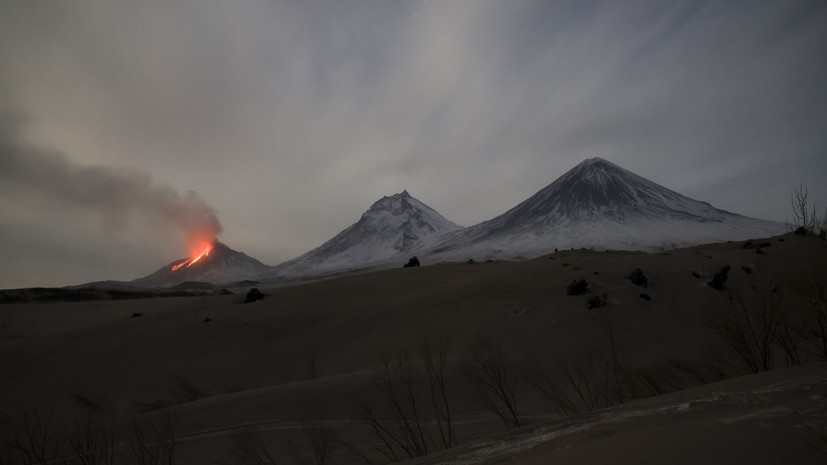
(132, 240, 270, 288)
(272, 191, 462, 276)
(426, 158, 785, 260)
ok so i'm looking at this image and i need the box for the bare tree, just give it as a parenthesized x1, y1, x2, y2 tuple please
(66, 414, 117, 465)
(525, 356, 579, 416)
(227, 432, 279, 465)
(418, 335, 455, 449)
(305, 421, 335, 465)
(5, 409, 61, 465)
(798, 258, 827, 360)
(464, 341, 521, 429)
(789, 184, 827, 236)
(353, 340, 458, 464)
(709, 284, 782, 374)
(790, 184, 817, 232)
(527, 324, 640, 415)
(356, 351, 428, 462)
(127, 409, 177, 465)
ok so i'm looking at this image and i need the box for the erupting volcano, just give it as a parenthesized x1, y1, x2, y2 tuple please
(133, 239, 271, 288)
(171, 242, 214, 271)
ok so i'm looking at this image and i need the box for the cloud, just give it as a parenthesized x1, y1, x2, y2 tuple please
(0, 0, 825, 286)
(0, 118, 222, 252)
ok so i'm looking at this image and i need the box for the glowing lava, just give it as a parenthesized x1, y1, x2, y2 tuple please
(171, 243, 214, 272)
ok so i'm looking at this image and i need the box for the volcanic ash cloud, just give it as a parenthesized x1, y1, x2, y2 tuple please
(0, 129, 222, 254)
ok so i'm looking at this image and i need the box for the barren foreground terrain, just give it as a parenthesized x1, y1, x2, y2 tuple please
(1, 233, 826, 463)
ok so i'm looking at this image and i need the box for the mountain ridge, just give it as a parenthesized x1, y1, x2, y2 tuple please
(425, 157, 784, 260)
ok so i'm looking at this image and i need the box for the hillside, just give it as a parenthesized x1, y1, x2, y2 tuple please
(0, 232, 824, 463)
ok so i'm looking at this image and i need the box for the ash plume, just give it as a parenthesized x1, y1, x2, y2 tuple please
(0, 121, 222, 245)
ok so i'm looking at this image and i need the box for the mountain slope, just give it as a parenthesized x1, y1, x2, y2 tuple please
(273, 191, 461, 276)
(133, 240, 270, 287)
(427, 158, 785, 260)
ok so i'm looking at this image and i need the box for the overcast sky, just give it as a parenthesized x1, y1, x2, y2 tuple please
(1, 0, 826, 288)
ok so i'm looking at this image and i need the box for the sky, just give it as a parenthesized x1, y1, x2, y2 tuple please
(1, 0, 826, 288)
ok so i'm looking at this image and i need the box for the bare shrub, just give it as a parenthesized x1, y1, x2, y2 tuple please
(527, 324, 638, 415)
(127, 409, 177, 465)
(789, 185, 824, 234)
(5, 409, 61, 465)
(305, 422, 335, 465)
(464, 341, 521, 429)
(796, 257, 827, 360)
(66, 414, 118, 465)
(418, 335, 455, 449)
(709, 284, 782, 374)
(228, 431, 279, 465)
(358, 351, 429, 461)
(354, 336, 456, 463)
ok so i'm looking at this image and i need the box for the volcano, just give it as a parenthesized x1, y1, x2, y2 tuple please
(426, 157, 785, 260)
(133, 240, 270, 288)
(271, 191, 462, 277)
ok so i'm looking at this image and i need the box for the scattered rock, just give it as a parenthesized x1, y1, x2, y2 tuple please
(566, 279, 589, 295)
(707, 265, 730, 290)
(628, 268, 648, 288)
(593, 271, 600, 275)
(132, 312, 143, 318)
(755, 248, 765, 255)
(757, 241, 771, 248)
(691, 271, 701, 279)
(639, 293, 651, 301)
(562, 263, 570, 267)
(466, 259, 476, 265)
(203, 318, 212, 323)
(742, 240, 755, 249)
(741, 265, 752, 274)
(587, 294, 607, 309)
(795, 226, 807, 235)
(244, 288, 265, 303)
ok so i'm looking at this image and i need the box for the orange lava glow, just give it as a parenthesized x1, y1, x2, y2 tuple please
(171, 242, 213, 272)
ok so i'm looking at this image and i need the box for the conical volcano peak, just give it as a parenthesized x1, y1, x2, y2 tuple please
(272, 191, 461, 276)
(367, 190, 420, 216)
(579, 156, 612, 166)
(132, 240, 270, 288)
(567, 157, 629, 180)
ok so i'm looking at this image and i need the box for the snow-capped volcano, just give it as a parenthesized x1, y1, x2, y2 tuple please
(427, 158, 785, 259)
(272, 191, 461, 276)
(133, 240, 270, 288)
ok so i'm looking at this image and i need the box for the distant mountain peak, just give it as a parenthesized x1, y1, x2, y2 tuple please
(133, 240, 270, 288)
(273, 191, 460, 276)
(426, 158, 784, 259)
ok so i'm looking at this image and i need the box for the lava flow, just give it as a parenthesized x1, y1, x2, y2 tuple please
(171, 243, 214, 272)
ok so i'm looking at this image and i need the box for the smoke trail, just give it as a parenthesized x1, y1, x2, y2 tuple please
(0, 123, 223, 250)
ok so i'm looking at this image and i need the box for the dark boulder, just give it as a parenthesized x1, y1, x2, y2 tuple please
(707, 265, 730, 290)
(566, 279, 589, 295)
(244, 288, 265, 303)
(627, 268, 648, 288)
